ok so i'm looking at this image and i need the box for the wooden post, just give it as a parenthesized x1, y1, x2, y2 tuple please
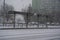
(13, 13, 16, 28)
(26, 13, 28, 28)
(46, 15, 48, 28)
(37, 15, 39, 28)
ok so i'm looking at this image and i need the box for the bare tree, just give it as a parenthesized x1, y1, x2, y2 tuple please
(22, 4, 33, 13)
(22, 4, 33, 22)
(0, 3, 14, 23)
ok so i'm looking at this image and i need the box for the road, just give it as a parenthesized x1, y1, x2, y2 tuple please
(0, 29, 60, 40)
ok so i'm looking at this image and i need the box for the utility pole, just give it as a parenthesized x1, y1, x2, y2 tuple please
(3, 0, 5, 26)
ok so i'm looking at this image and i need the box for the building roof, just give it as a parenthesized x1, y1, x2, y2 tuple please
(8, 11, 33, 16)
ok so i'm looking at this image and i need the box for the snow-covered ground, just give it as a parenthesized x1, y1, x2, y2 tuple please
(0, 29, 60, 40)
(0, 24, 60, 28)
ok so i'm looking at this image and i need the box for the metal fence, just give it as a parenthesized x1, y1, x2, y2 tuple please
(0, 11, 60, 29)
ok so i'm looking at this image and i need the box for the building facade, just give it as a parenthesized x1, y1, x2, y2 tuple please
(32, 0, 60, 13)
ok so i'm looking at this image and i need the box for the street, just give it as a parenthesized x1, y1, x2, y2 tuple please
(0, 29, 60, 40)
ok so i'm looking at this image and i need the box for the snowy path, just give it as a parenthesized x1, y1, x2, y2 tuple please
(0, 29, 60, 40)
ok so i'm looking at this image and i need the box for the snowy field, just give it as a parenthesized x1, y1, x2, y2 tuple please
(0, 29, 60, 40)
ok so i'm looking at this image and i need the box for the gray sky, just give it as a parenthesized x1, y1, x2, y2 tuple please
(0, 0, 32, 11)
(6, 0, 32, 11)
